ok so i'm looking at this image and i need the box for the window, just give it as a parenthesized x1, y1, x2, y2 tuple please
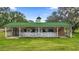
(42, 29, 48, 32)
(42, 29, 46, 32)
(23, 29, 27, 32)
(48, 28, 54, 32)
(22, 28, 36, 32)
(26, 29, 32, 32)
(31, 29, 36, 32)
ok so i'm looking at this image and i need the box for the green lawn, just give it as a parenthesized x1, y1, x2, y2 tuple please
(0, 32, 79, 51)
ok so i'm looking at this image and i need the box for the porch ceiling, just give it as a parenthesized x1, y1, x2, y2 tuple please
(4, 22, 71, 28)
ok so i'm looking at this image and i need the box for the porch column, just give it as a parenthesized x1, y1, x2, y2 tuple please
(37, 27, 40, 37)
(66, 28, 69, 36)
(40, 27, 42, 32)
(57, 27, 58, 37)
(5, 27, 7, 37)
(38, 27, 40, 33)
(35, 28, 37, 32)
(19, 27, 21, 37)
(70, 27, 72, 38)
(64, 27, 65, 36)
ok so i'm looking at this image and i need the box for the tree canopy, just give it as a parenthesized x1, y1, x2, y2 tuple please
(0, 7, 27, 27)
(46, 7, 79, 32)
(46, 11, 61, 22)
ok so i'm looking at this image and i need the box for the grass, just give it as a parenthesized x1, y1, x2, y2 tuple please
(0, 32, 79, 51)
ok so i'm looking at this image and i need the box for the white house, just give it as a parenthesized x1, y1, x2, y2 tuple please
(4, 17, 72, 38)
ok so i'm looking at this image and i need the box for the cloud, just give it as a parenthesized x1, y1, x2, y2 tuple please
(10, 7, 16, 11)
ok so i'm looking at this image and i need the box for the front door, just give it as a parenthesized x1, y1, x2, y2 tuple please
(13, 28, 19, 36)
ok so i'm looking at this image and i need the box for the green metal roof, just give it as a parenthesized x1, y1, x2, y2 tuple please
(4, 22, 71, 28)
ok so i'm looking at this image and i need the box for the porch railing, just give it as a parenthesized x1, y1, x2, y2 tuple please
(20, 32, 57, 37)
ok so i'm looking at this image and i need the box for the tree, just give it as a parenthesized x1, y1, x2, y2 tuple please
(58, 7, 79, 32)
(0, 7, 11, 27)
(0, 7, 10, 12)
(28, 20, 34, 22)
(9, 11, 27, 22)
(46, 11, 63, 22)
(0, 7, 27, 27)
(46, 7, 79, 32)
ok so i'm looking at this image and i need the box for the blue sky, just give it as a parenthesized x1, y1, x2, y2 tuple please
(12, 7, 58, 22)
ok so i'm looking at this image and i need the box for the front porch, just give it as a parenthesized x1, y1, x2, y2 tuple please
(5, 27, 72, 38)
